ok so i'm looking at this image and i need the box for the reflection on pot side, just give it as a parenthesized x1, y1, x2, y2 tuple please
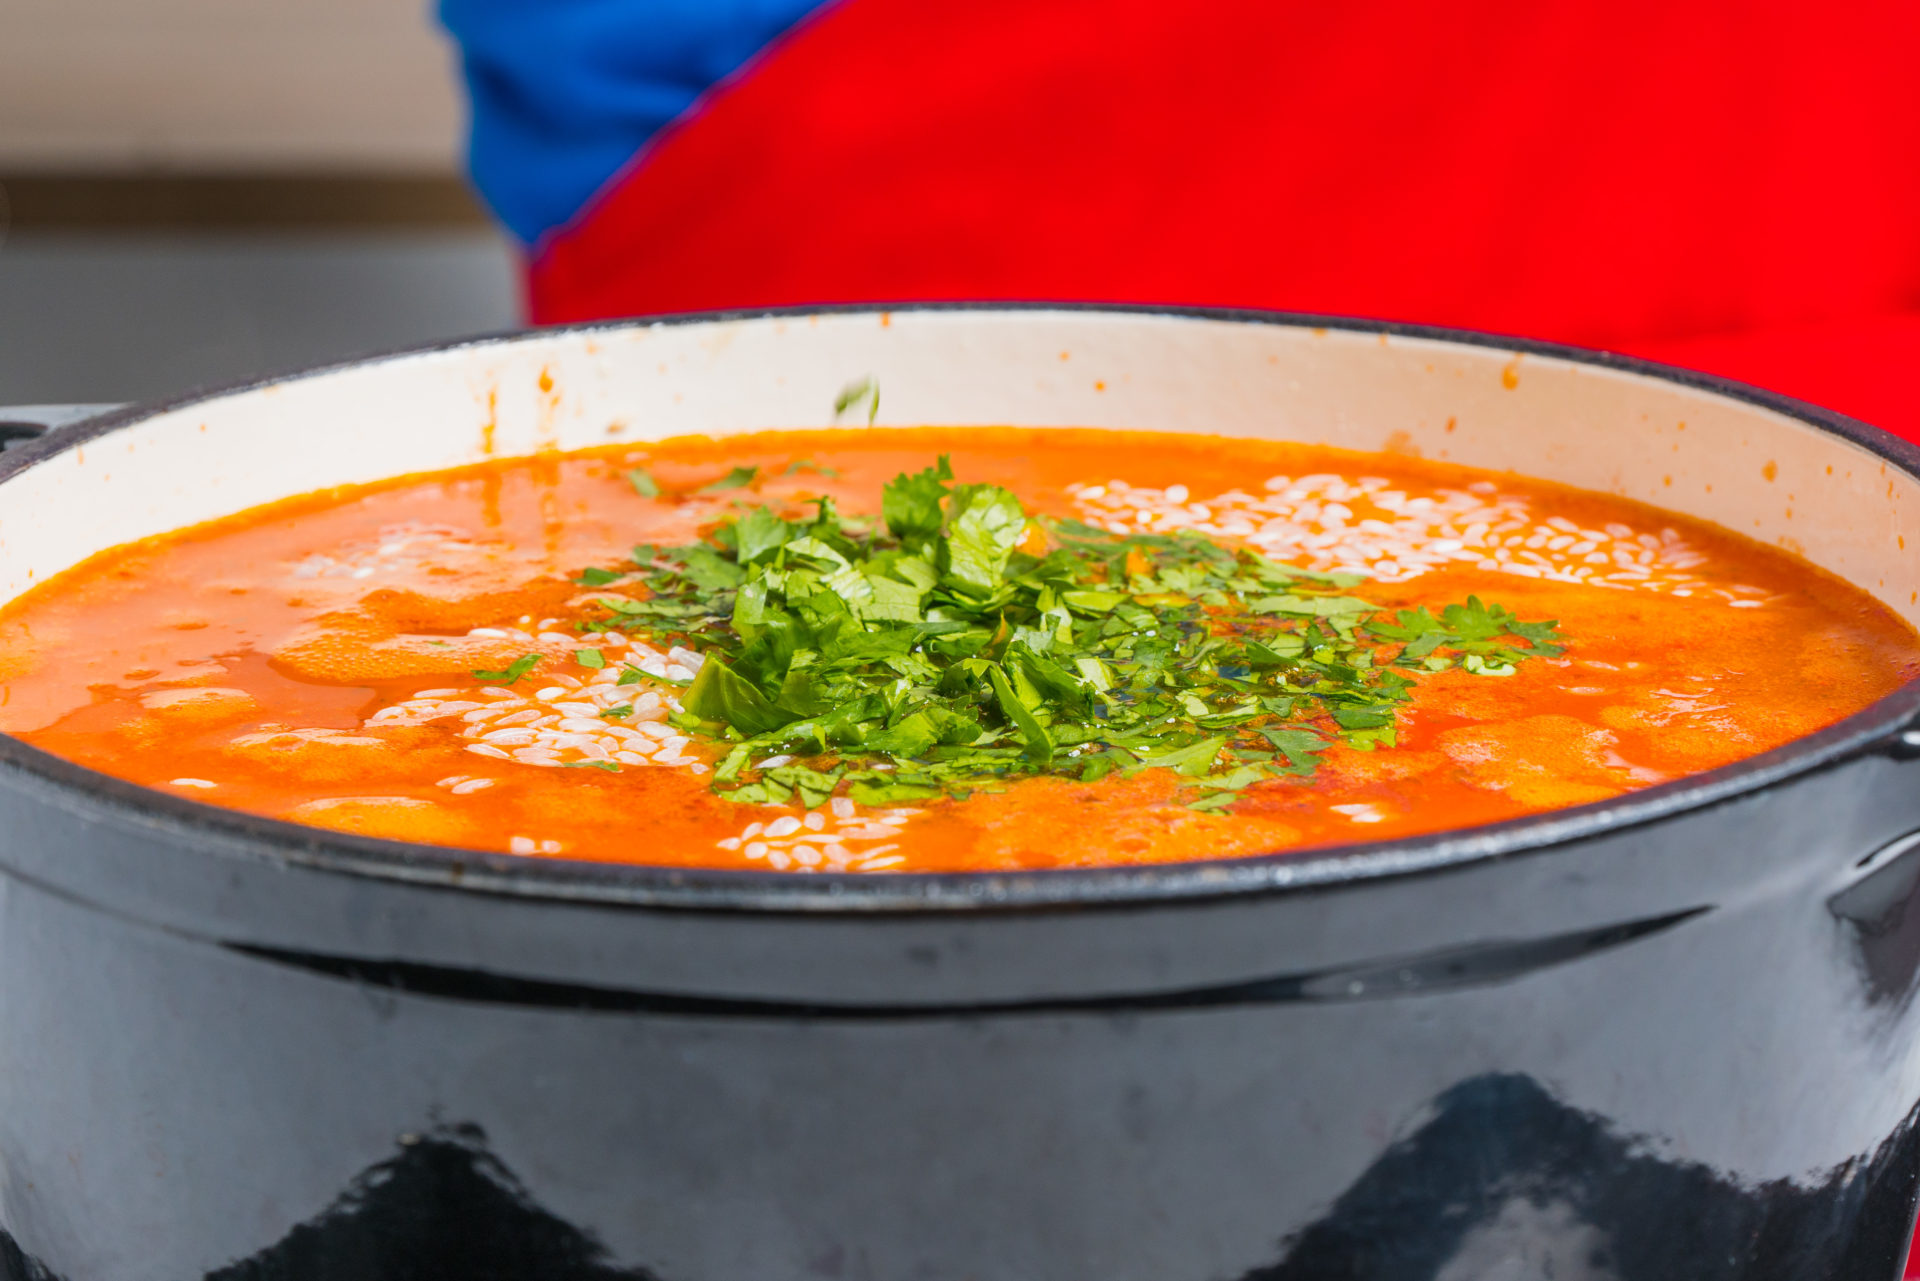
(2, 1077, 1911, 1281)
(1249, 1075, 1920, 1281)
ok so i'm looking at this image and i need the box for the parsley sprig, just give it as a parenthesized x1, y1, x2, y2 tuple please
(574, 459, 1563, 810)
(473, 653, 542, 685)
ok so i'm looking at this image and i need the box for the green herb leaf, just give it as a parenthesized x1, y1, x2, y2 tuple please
(1062, 589, 1127, 614)
(473, 653, 541, 684)
(627, 468, 660, 498)
(1136, 734, 1228, 777)
(834, 377, 880, 425)
(677, 545, 745, 591)
(847, 779, 945, 805)
(575, 648, 606, 669)
(1249, 594, 1375, 617)
(988, 663, 1054, 765)
(699, 465, 760, 494)
(881, 456, 952, 547)
(684, 655, 791, 736)
(734, 507, 792, 565)
(944, 484, 1027, 597)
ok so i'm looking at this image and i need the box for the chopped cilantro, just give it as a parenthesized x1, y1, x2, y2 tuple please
(834, 377, 880, 425)
(564, 759, 621, 772)
(698, 466, 759, 494)
(575, 648, 606, 669)
(1369, 597, 1564, 671)
(599, 704, 633, 719)
(564, 458, 1564, 808)
(473, 653, 541, 685)
(882, 457, 953, 548)
(627, 468, 660, 498)
(685, 657, 788, 735)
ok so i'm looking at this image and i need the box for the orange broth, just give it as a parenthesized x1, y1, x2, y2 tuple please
(1, 427, 1914, 873)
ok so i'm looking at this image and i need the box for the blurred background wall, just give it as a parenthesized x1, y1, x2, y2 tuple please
(0, 0, 518, 406)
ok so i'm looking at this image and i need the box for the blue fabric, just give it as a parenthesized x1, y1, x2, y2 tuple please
(439, 0, 829, 246)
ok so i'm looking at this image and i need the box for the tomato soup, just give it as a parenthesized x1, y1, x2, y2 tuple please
(1, 428, 1913, 873)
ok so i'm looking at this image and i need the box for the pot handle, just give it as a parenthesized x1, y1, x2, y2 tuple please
(0, 404, 126, 449)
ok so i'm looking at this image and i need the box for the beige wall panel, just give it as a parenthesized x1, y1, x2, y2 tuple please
(0, 0, 463, 170)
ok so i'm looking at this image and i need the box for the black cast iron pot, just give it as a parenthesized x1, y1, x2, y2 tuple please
(1, 307, 1918, 1281)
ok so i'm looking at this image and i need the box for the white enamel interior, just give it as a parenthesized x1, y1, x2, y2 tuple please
(1, 309, 1915, 626)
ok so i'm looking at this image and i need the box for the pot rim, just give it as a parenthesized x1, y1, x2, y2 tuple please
(2, 301, 1916, 914)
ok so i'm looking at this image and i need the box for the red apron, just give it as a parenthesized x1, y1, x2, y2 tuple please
(530, 0, 1920, 444)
